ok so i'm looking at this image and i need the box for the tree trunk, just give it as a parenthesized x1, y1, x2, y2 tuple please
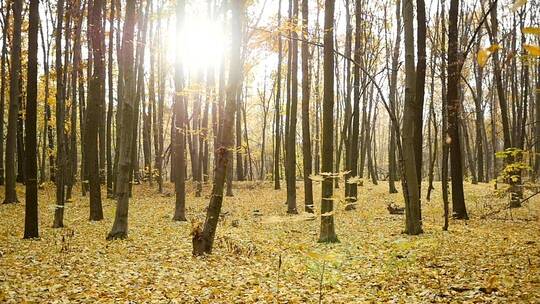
(3, 0, 22, 204)
(387, 0, 400, 195)
(401, 0, 422, 235)
(447, 0, 468, 220)
(53, 0, 67, 227)
(87, 0, 105, 221)
(173, 0, 187, 222)
(107, 0, 136, 240)
(192, 0, 243, 256)
(106, 0, 116, 196)
(300, 0, 313, 213)
(0, 3, 9, 186)
(24, 0, 40, 238)
(318, 0, 338, 243)
(285, 0, 299, 214)
(274, 0, 283, 190)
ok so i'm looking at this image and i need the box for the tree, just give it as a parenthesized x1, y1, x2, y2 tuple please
(318, 0, 338, 243)
(273, 0, 283, 190)
(24, 0, 40, 239)
(173, 0, 187, 222)
(446, 0, 468, 219)
(107, 0, 137, 240)
(300, 0, 313, 213)
(107, 0, 116, 196)
(53, 0, 67, 228)
(0, 1, 10, 187)
(87, 0, 105, 221)
(192, 0, 243, 256)
(346, 0, 363, 209)
(3, 0, 22, 205)
(386, 0, 400, 195)
(285, 0, 299, 214)
(401, 0, 422, 235)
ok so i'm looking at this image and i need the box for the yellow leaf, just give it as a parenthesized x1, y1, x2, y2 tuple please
(487, 44, 501, 53)
(477, 49, 490, 68)
(523, 44, 540, 56)
(510, 0, 527, 12)
(522, 27, 540, 35)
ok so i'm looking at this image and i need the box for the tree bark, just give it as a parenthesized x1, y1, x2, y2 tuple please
(318, 0, 338, 243)
(447, 0, 468, 220)
(192, 0, 243, 256)
(3, 0, 22, 204)
(107, 0, 136, 240)
(24, 0, 40, 239)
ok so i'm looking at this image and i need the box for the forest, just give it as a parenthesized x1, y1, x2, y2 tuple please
(0, 0, 539, 302)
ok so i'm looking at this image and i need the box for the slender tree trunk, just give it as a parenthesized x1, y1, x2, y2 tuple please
(87, 0, 105, 221)
(447, 0, 468, 219)
(285, 0, 299, 214)
(274, 0, 283, 190)
(24, 0, 40, 238)
(107, 0, 136, 240)
(106, 0, 116, 196)
(192, 0, 243, 256)
(300, 0, 313, 213)
(413, 0, 427, 195)
(173, 0, 187, 222)
(53, 0, 67, 227)
(3, 0, 22, 204)
(401, 0, 422, 235)
(318, 0, 338, 243)
(0, 3, 9, 186)
(387, 0, 400, 194)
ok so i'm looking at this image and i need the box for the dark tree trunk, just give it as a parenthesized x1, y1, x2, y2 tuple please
(24, 0, 40, 239)
(446, 0, 468, 220)
(318, 0, 338, 243)
(53, 0, 67, 227)
(401, 0, 422, 235)
(106, 0, 116, 196)
(300, 0, 313, 213)
(387, 0, 400, 195)
(173, 0, 187, 222)
(285, 0, 299, 214)
(107, 0, 136, 240)
(273, 0, 283, 190)
(3, 0, 22, 204)
(87, 0, 105, 221)
(192, 0, 243, 256)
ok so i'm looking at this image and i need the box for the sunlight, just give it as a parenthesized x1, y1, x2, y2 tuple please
(167, 7, 225, 72)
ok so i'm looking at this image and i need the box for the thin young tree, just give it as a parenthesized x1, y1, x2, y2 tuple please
(301, 0, 313, 213)
(3, 0, 22, 205)
(107, 0, 137, 240)
(87, 0, 105, 221)
(401, 0, 422, 235)
(192, 0, 243, 256)
(273, 0, 283, 190)
(24, 0, 40, 239)
(446, 0, 468, 219)
(0, 1, 10, 187)
(173, 0, 187, 222)
(53, 0, 67, 228)
(318, 0, 338, 243)
(285, 0, 299, 214)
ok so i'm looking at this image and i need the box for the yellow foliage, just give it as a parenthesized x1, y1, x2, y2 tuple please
(522, 27, 540, 35)
(523, 44, 540, 56)
(510, 0, 527, 12)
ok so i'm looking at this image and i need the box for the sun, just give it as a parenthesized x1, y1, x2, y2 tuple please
(167, 3, 226, 73)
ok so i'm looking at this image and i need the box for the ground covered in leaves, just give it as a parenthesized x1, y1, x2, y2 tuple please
(1, 180, 539, 303)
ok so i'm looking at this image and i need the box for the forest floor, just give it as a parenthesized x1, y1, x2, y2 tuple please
(0, 180, 539, 303)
